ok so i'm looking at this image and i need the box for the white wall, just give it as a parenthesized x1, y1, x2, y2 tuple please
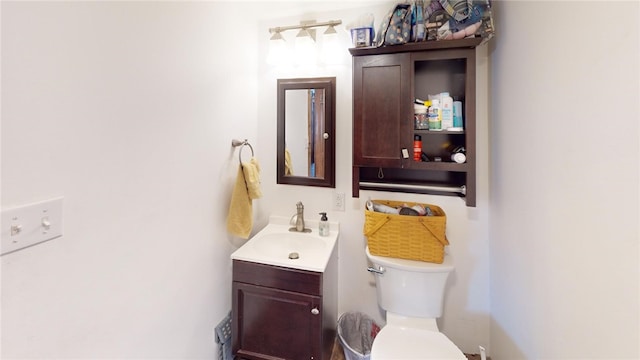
(4, 1, 637, 360)
(1, 2, 260, 358)
(1, 1, 490, 358)
(489, 1, 640, 359)
(256, 3, 492, 355)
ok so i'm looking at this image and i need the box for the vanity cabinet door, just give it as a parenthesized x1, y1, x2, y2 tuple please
(233, 282, 322, 360)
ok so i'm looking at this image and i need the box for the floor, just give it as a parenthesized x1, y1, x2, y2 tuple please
(330, 339, 345, 360)
(330, 338, 489, 360)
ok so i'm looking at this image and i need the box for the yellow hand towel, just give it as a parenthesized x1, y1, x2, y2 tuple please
(284, 149, 293, 176)
(242, 157, 262, 200)
(226, 165, 252, 239)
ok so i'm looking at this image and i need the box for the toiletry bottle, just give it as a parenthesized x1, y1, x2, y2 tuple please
(319, 212, 330, 236)
(449, 145, 466, 163)
(413, 135, 422, 161)
(428, 99, 441, 131)
(452, 101, 463, 130)
(422, 100, 431, 129)
(441, 92, 454, 130)
(414, 103, 428, 130)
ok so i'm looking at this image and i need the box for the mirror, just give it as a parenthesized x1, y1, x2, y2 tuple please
(277, 77, 336, 188)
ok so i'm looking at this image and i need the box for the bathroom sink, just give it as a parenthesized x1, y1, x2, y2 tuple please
(251, 233, 328, 259)
(230, 215, 339, 272)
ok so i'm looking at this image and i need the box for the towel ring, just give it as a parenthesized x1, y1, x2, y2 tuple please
(231, 139, 254, 163)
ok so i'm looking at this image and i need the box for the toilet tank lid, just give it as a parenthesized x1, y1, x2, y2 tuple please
(366, 246, 454, 272)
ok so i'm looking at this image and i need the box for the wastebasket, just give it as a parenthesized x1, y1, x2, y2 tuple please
(337, 312, 381, 360)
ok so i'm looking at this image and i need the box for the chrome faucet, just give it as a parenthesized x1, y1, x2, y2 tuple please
(295, 201, 305, 231)
(289, 201, 310, 233)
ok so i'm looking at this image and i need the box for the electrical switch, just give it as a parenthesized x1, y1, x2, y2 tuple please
(1, 197, 63, 255)
(41, 217, 51, 231)
(10, 224, 22, 236)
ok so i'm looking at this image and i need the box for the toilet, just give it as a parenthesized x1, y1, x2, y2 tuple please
(366, 246, 466, 360)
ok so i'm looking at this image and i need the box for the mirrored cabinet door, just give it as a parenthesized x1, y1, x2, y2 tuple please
(277, 77, 336, 188)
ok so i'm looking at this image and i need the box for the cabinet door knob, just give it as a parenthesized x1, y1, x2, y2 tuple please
(311, 308, 320, 315)
(323, 132, 329, 140)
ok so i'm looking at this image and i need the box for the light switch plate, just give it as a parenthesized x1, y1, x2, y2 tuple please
(332, 192, 345, 212)
(1, 197, 63, 255)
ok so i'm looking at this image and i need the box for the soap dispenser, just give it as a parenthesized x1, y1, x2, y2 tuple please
(318, 212, 330, 236)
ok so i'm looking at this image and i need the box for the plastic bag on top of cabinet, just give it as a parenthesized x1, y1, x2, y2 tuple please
(427, 0, 495, 43)
(376, 0, 495, 46)
(375, 2, 413, 46)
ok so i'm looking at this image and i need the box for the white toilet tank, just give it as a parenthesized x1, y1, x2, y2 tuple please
(366, 246, 454, 318)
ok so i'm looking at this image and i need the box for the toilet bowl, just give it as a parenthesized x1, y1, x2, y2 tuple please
(366, 246, 466, 360)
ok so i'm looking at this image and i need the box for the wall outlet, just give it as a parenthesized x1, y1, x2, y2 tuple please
(332, 192, 345, 212)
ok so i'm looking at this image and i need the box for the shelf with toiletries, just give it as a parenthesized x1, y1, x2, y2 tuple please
(350, 38, 480, 206)
(414, 129, 466, 134)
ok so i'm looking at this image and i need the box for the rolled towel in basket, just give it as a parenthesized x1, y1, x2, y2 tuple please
(366, 200, 400, 214)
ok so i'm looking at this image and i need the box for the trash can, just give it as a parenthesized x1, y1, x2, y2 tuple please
(337, 312, 381, 360)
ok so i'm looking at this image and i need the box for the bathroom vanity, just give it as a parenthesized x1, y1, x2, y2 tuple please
(230, 217, 339, 360)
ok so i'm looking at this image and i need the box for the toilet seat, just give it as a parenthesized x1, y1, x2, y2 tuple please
(370, 325, 466, 360)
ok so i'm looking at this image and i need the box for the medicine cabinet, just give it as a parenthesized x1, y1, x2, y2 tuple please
(350, 38, 481, 207)
(277, 77, 336, 188)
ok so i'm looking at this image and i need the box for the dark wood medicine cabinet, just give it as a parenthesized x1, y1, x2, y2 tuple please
(350, 38, 482, 207)
(277, 77, 336, 188)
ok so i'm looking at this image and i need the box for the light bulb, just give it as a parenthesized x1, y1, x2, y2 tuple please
(267, 31, 290, 66)
(294, 28, 316, 66)
(322, 25, 342, 65)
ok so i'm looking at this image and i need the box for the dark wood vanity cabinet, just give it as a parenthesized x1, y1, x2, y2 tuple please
(232, 260, 337, 360)
(351, 38, 482, 207)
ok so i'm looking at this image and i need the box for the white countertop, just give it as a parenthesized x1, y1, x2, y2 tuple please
(230, 215, 339, 272)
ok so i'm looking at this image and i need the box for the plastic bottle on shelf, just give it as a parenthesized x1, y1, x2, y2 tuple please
(414, 103, 428, 130)
(452, 101, 463, 130)
(428, 99, 441, 131)
(449, 145, 466, 163)
(441, 92, 454, 130)
(413, 135, 422, 161)
(423, 100, 432, 128)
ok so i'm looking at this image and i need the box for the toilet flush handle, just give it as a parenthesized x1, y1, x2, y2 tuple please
(367, 266, 385, 275)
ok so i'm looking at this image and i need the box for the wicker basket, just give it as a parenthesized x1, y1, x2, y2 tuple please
(364, 200, 448, 263)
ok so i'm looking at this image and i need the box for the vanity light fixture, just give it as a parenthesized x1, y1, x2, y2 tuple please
(296, 27, 315, 40)
(267, 19, 342, 66)
(270, 30, 284, 42)
(324, 24, 338, 36)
